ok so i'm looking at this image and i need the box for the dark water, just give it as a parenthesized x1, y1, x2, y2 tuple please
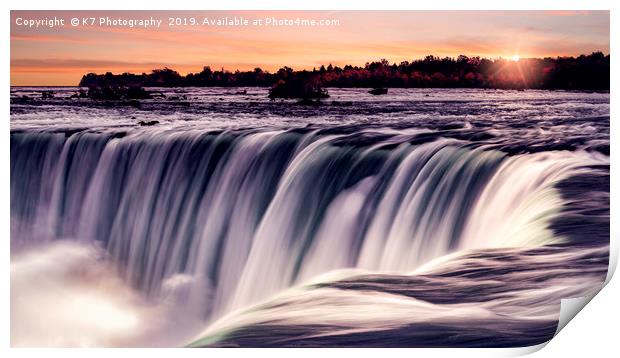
(10, 87, 609, 347)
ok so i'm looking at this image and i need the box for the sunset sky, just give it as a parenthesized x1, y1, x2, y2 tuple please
(10, 10, 609, 86)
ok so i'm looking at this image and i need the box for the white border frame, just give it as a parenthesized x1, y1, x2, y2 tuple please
(2, 1, 616, 357)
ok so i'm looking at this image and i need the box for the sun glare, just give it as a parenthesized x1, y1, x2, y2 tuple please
(511, 55, 520, 62)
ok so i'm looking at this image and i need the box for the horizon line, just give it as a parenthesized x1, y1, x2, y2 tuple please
(12, 51, 609, 86)
(79, 51, 611, 75)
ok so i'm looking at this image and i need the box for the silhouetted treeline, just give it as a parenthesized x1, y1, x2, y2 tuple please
(79, 52, 610, 90)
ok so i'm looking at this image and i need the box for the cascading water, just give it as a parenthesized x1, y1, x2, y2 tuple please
(10, 126, 607, 329)
(9, 87, 610, 347)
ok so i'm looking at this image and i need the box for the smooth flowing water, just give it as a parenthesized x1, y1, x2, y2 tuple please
(10, 88, 609, 347)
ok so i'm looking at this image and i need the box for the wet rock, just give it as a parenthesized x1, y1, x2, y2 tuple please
(41, 90, 55, 99)
(138, 120, 159, 126)
(87, 85, 152, 100)
(369, 88, 388, 95)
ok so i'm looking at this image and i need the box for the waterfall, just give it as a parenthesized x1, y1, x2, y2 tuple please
(10, 127, 604, 321)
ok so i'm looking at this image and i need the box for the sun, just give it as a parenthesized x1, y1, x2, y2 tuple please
(511, 55, 520, 62)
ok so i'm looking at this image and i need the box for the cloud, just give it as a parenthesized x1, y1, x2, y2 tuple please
(11, 33, 88, 43)
(10, 58, 207, 77)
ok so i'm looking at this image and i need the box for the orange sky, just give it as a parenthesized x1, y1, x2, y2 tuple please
(10, 10, 610, 86)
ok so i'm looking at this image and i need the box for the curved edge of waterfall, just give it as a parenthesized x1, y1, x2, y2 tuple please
(189, 244, 608, 348)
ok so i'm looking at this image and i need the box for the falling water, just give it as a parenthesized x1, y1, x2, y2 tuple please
(10, 125, 607, 328)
